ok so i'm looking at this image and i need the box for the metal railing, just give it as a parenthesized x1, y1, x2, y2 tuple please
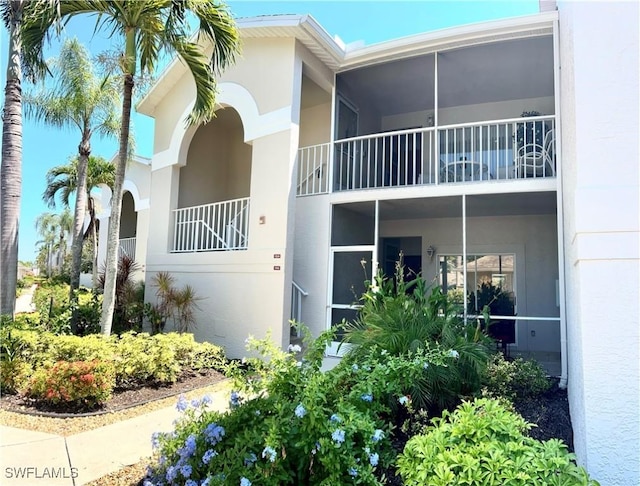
(296, 115, 557, 195)
(118, 237, 136, 259)
(172, 197, 250, 253)
(297, 144, 330, 196)
(290, 281, 308, 325)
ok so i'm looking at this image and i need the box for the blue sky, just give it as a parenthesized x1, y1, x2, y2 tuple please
(1, 0, 540, 262)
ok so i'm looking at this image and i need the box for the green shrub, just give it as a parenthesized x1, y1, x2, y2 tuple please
(1, 329, 226, 391)
(26, 360, 116, 408)
(398, 398, 599, 486)
(341, 262, 491, 411)
(483, 353, 551, 400)
(145, 329, 454, 486)
(0, 359, 33, 394)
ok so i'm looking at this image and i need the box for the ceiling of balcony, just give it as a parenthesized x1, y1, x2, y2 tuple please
(337, 35, 554, 115)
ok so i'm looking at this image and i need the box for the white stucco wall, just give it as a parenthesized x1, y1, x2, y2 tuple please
(559, 1, 640, 484)
(143, 37, 304, 358)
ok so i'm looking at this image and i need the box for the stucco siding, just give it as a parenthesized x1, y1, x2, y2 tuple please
(559, 1, 640, 484)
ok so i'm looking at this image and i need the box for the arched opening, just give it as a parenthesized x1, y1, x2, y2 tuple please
(119, 191, 138, 260)
(173, 107, 252, 252)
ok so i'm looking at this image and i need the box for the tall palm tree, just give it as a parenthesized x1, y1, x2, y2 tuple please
(24, 37, 120, 300)
(34, 209, 72, 275)
(0, 0, 59, 316)
(23, 0, 240, 335)
(43, 155, 115, 287)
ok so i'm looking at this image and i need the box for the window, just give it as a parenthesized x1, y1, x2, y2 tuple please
(439, 254, 515, 313)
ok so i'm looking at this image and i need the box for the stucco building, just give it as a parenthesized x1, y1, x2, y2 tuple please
(100, 2, 639, 484)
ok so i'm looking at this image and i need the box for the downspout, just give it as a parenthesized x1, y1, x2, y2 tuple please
(553, 18, 568, 389)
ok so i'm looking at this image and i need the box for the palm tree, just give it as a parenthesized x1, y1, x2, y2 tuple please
(22, 0, 240, 335)
(35, 209, 73, 276)
(0, 0, 59, 316)
(42, 155, 116, 287)
(24, 37, 120, 300)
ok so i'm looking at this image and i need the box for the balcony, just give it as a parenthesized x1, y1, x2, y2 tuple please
(297, 115, 556, 195)
(171, 197, 250, 253)
(118, 237, 136, 259)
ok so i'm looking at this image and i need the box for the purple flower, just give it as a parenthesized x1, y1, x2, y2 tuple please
(230, 391, 241, 407)
(294, 404, 306, 418)
(202, 449, 218, 464)
(176, 395, 189, 412)
(165, 465, 177, 482)
(369, 452, 379, 467)
(204, 423, 225, 445)
(180, 464, 192, 478)
(262, 446, 277, 462)
(332, 429, 345, 444)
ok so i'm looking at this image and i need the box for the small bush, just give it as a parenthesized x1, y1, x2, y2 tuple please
(398, 398, 599, 486)
(0, 359, 33, 394)
(483, 353, 551, 400)
(26, 360, 116, 408)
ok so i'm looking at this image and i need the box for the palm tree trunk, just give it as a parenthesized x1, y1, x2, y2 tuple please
(70, 147, 90, 295)
(89, 198, 98, 289)
(69, 141, 90, 332)
(100, 71, 134, 335)
(1, 0, 24, 317)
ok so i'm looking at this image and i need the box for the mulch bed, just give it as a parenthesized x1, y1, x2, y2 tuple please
(0, 368, 226, 416)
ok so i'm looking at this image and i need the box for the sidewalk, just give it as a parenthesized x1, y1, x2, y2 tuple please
(0, 383, 231, 486)
(14, 284, 37, 314)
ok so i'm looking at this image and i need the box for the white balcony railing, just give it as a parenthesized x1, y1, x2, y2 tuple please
(172, 197, 249, 253)
(297, 115, 556, 195)
(297, 144, 330, 196)
(118, 237, 136, 259)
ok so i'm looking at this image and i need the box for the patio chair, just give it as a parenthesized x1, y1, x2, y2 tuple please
(515, 134, 555, 179)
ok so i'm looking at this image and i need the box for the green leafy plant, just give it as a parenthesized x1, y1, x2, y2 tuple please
(26, 359, 116, 408)
(482, 353, 551, 400)
(147, 271, 203, 334)
(341, 261, 491, 411)
(145, 328, 454, 485)
(398, 398, 599, 486)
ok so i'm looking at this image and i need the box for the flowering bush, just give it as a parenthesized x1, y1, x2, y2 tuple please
(145, 329, 454, 485)
(398, 398, 599, 486)
(26, 360, 115, 408)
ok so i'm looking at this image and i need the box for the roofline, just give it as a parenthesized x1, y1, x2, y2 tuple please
(137, 10, 558, 116)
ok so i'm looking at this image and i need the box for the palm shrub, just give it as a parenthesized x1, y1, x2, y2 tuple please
(398, 398, 599, 486)
(341, 262, 492, 411)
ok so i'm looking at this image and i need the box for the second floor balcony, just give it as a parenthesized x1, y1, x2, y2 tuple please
(297, 115, 556, 195)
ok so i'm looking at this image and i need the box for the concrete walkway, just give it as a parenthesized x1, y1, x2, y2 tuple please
(0, 384, 231, 486)
(15, 284, 37, 314)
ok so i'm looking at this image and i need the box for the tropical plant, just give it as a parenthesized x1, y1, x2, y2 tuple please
(34, 210, 73, 277)
(398, 398, 600, 486)
(1, 0, 49, 316)
(21, 0, 241, 335)
(42, 154, 115, 288)
(341, 261, 492, 411)
(97, 254, 143, 334)
(25, 37, 120, 303)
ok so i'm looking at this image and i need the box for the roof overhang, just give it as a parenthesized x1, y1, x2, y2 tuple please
(137, 10, 558, 117)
